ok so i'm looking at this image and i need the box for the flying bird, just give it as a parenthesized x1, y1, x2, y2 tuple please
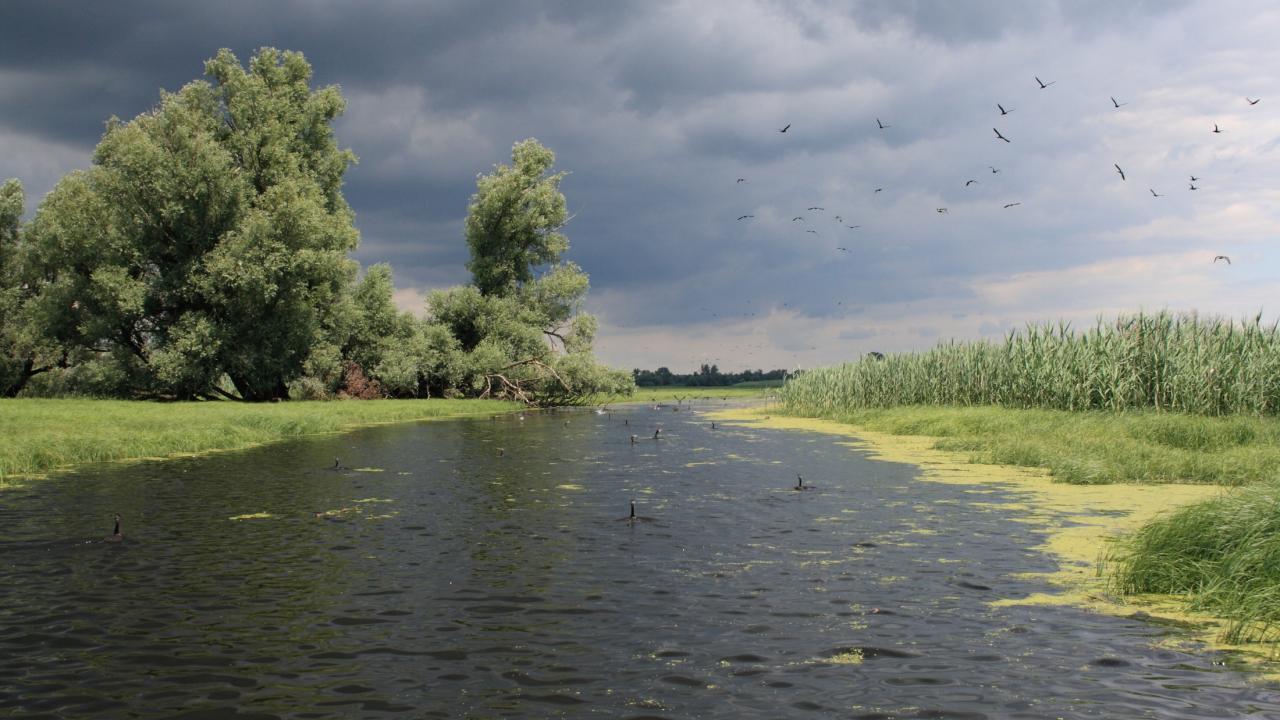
(1114, 164, 1126, 181)
(1214, 255, 1231, 264)
(808, 206, 825, 211)
(779, 124, 791, 133)
(877, 117, 891, 129)
(846, 225, 861, 229)
(1189, 182, 1198, 190)
(737, 215, 754, 220)
(805, 229, 818, 234)
(833, 215, 843, 222)
(836, 247, 851, 252)
(1150, 189, 1162, 197)
(736, 178, 746, 183)
(1247, 97, 1261, 105)
(1212, 123, 1222, 133)
(792, 216, 804, 222)
(1035, 76, 1056, 89)
(1190, 175, 1200, 182)
(936, 208, 948, 214)
(990, 166, 1001, 174)
(1110, 96, 1127, 108)
(993, 128, 1011, 143)
(965, 179, 979, 186)
(1003, 202, 1021, 208)
(998, 103, 1013, 116)
(874, 188, 883, 193)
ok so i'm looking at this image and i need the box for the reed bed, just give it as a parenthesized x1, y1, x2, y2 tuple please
(0, 398, 518, 481)
(781, 311, 1280, 416)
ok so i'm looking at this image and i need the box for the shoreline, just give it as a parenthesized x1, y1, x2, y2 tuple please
(706, 406, 1279, 678)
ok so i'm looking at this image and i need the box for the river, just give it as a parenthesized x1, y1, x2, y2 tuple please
(2, 401, 1277, 718)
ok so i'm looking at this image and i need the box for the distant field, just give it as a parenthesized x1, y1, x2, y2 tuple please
(0, 398, 519, 481)
(600, 385, 778, 405)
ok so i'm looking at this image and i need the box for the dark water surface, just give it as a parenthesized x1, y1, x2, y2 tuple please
(2, 402, 1278, 719)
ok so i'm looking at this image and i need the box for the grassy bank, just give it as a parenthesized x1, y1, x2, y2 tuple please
(776, 404, 1280, 485)
(0, 398, 519, 481)
(1110, 483, 1280, 643)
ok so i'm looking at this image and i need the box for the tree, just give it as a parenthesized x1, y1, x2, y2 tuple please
(439, 139, 631, 403)
(21, 48, 358, 400)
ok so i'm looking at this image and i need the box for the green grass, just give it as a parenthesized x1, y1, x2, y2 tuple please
(1109, 481, 1280, 642)
(781, 311, 1280, 416)
(777, 404, 1280, 485)
(0, 398, 519, 481)
(599, 385, 777, 405)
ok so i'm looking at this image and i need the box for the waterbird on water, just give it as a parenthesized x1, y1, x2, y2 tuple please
(104, 514, 123, 543)
(794, 474, 810, 491)
(653, 428, 662, 440)
(630, 434, 638, 445)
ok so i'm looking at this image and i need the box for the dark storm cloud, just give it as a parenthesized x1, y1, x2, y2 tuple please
(2, 1, 1276, 371)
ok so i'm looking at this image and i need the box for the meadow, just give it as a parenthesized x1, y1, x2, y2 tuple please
(0, 398, 518, 481)
(777, 311, 1280, 644)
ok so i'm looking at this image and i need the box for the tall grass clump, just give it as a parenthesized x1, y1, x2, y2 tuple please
(781, 311, 1280, 416)
(1110, 481, 1280, 643)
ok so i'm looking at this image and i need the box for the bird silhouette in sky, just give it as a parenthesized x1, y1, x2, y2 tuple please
(874, 188, 883, 193)
(998, 103, 1013, 115)
(808, 206, 825, 211)
(1214, 255, 1231, 264)
(1247, 97, 1261, 105)
(1110, 96, 1127, 108)
(1114, 164, 1126, 181)
(1212, 123, 1223, 133)
(736, 178, 746, 183)
(805, 229, 818, 234)
(1003, 202, 1021, 208)
(836, 247, 851, 252)
(846, 225, 861, 229)
(965, 179, 979, 186)
(990, 166, 1001, 174)
(737, 215, 754, 220)
(792, 216, 804, 221)
(1150, 189, 1162, 197)
(833, 215, 843, 222)
(1190, 175, 1200, 182)
(779, 124, 790, 133)
(936, 208, 948, 214)
(993, 128, 1011, 143)
(877, 117, 891, 129)
(1036, 76, 1056, 89)
(1189, 182, 1199, 190)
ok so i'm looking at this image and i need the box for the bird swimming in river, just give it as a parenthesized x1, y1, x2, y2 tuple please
(330, 457, 350, 471)
(630, 434, 638, 445)
(1114, 164, 1126, 181)
(794, 474, 810, 491)
(1035, 76, 1056, 89)
(993, 128, 1010, 143)
(104, 514, 123, 543)
(1214, 255, 1231, 264)
(620, 500, 655, 524)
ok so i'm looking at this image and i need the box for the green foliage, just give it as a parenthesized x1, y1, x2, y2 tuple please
(1110, 481, 1280, 642)
(20, 48, 358, 400)
(781, 311, 1280, 416)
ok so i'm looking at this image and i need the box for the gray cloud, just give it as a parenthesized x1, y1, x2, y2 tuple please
(1, 0, 1277, 372)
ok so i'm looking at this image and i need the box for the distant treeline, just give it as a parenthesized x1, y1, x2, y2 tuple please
(633, 364, 788, 387)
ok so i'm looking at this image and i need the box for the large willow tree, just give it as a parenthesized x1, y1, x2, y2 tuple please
(418, 139, 631, 403)
(22, 48, 358, 400)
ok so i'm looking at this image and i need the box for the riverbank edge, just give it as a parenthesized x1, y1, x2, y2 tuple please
(0, 398, 522, 484)
(705, 406, 1280, 677)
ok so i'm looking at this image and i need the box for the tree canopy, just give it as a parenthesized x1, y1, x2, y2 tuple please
(1, 51, 632, 404)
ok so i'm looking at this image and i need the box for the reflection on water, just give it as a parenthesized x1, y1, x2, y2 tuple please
(2, 402, 1278, 718)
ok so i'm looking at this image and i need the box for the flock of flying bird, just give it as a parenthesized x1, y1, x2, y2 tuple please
(732, 76, 1262, 267)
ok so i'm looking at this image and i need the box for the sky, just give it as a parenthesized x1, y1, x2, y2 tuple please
(2, 0, 1278, 373)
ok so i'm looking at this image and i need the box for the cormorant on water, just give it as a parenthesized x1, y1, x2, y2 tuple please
(104, 513, 123, 543)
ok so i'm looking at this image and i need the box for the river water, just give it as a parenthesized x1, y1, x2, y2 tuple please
(2, 401, 1278, 719)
